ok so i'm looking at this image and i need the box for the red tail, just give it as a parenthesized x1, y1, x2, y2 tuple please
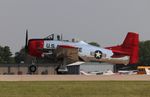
(106, 32, 139, 64)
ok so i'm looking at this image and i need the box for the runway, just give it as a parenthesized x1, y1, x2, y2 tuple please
(0, 75, 150, 81)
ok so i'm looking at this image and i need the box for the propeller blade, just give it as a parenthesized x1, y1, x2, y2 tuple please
(25, 29, 28, 52)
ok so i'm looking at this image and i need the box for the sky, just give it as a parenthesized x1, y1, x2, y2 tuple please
(0, 0, 150, 55)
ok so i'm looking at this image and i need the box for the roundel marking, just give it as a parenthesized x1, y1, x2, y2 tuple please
(94, 50, 102, 59)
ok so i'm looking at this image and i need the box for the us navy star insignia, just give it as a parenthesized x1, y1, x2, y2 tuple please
(95, 52, 102, 57)
(94, 50, 102, 59)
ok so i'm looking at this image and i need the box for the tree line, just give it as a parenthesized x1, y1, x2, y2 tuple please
(0, 41, 150, 65)
(0, 46, 13, 63)
(139, 40, 150, 65)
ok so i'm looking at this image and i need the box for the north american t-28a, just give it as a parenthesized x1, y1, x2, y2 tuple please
(25, 31, 139, 73)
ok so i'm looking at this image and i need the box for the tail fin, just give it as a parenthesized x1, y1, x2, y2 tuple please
(122, 32, 139, 49)
(106, 32, 139, 64)
(122, 32, 139, 64)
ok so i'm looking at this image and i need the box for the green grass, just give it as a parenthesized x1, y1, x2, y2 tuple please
(0, 81, 150, 97)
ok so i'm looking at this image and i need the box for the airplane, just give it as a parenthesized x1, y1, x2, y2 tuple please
(25, 30, 139, 73)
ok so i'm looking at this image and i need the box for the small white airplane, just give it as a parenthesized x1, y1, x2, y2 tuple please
(25, 30, 139, 73)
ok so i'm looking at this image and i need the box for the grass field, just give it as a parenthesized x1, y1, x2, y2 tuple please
(0, 81, 150, 97)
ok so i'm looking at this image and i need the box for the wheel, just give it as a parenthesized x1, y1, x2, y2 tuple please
(29, 65, 37, 73)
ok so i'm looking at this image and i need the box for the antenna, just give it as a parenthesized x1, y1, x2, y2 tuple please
(61, 34, 63, 41)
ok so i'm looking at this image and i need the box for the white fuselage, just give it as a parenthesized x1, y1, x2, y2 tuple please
(43, 40, 113, 58)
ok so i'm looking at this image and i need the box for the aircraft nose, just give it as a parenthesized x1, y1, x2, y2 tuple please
(28, 39, 44, 57)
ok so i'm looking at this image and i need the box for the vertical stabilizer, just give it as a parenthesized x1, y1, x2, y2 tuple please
(106, 32, 139, 64)
(121, 32, 139, 64)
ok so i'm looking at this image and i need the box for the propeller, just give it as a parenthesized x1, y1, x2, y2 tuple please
(25, 29, 28, 53)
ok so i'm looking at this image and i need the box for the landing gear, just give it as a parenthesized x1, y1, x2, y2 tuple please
(55, 65, 68, 74)
(29, 65, 37, 73)
(56, 57, 69, 74)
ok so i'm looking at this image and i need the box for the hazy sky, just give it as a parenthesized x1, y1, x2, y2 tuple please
(0, 0, 150, 54)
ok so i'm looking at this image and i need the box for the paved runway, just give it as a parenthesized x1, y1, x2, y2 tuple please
(0, 75, 150, 81)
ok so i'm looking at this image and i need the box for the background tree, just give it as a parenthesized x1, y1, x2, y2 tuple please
(15, 51, 24, 64)
(15, 47, 30, 63)
(139, 40, 150, 65)
(15, 47, 36, 64)
(88, 42, 100, 47)
(0, 46, 4, 63)
(0, 46, 13, 63)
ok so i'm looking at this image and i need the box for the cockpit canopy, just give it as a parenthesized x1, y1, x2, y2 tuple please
(44, 33, 78, 42)
(44, 34, 62, 41)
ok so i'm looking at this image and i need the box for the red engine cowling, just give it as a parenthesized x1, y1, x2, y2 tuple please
(28, 39, 44, 57)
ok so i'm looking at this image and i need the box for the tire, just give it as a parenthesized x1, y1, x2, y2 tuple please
(29, 65, 37, 73)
